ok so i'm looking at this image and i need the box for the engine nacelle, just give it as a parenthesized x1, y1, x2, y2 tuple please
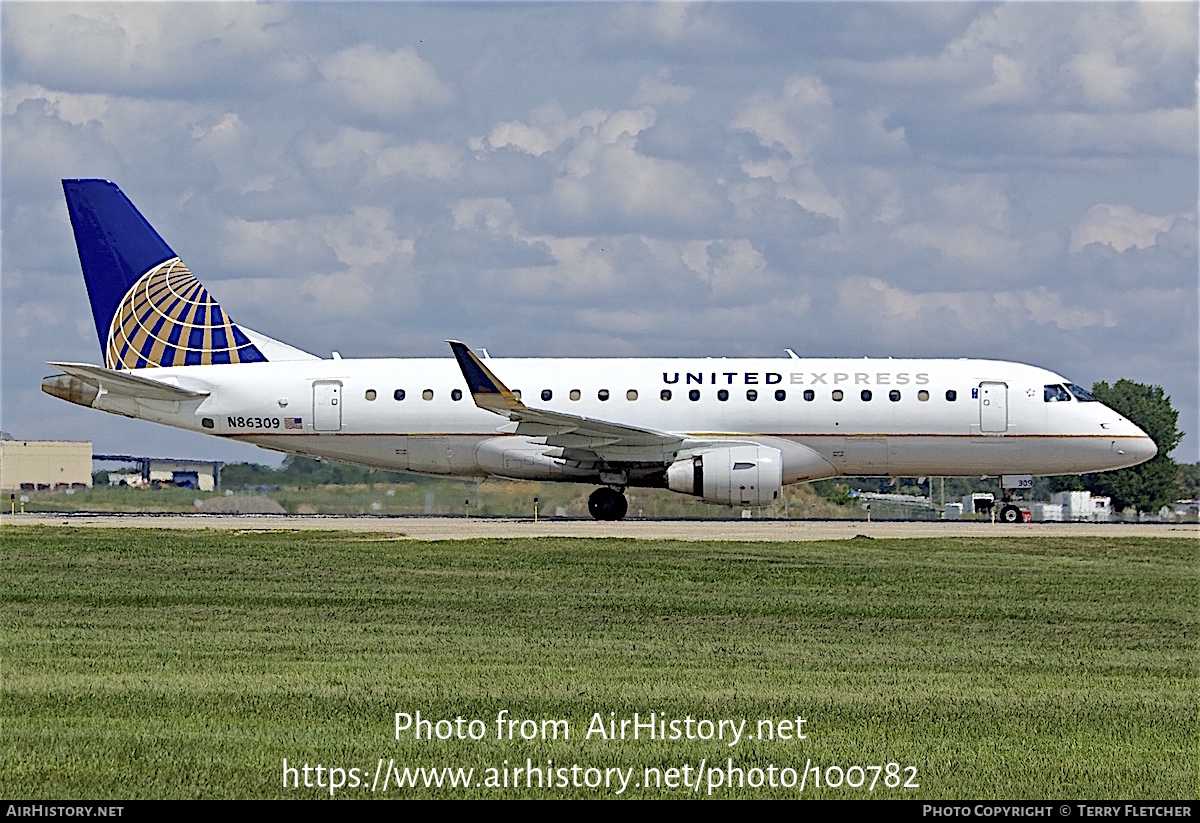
(667, 445, 783, 506)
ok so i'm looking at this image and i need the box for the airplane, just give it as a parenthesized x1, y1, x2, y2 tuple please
(43, 179, 1158, 521)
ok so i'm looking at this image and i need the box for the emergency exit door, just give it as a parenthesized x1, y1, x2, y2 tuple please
(978, 382, 1008, 433)
(313, 381, 342, 432)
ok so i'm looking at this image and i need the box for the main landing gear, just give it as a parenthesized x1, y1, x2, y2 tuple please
(588, 487, 628, 521)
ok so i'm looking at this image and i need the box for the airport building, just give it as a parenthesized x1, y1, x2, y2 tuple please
(0, 440, 93, 490)
(0, 439, 223, 492)
(96, 455, 222, 491)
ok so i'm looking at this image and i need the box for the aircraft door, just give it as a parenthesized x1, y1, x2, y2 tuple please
(978, 382, 1008, 433)
(313, 381, 342, 432)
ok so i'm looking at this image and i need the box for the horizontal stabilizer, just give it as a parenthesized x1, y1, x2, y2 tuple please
(46, 362, 210, 401)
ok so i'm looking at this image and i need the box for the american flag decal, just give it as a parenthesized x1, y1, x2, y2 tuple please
(284, 417, 303, 430)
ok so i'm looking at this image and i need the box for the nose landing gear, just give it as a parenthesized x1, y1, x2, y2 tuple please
(588, 487, 629, 521)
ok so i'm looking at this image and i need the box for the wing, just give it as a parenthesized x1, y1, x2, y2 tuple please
(448, 341, 683, 464)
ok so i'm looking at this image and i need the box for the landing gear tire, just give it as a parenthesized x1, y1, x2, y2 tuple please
(588, 487, 628, 521)
(999, 504, 1022, 523)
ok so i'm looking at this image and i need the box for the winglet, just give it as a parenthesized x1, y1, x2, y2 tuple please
(447, 340, 522, 414)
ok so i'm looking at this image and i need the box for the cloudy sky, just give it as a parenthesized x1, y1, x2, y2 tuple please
(2, 2, 1197, 465)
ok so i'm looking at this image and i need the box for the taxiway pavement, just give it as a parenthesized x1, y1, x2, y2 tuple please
(7, 513, 1194, 541)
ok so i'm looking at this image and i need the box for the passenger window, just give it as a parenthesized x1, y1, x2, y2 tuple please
(946, 390, 956, 401)
(861, 390, 872, 401)
(660, 389, 672, 401)
(889, 390, 901, 402)
(541, 389, 553, 402)
(393, 389, 405, 401)
(917, 390, 929, 402)
(832, 390, 844, 401)
(422, 389, 434, 401)
(365, 389, 377, 401)
(570, 389, 581, 401)
(718, 389, 729, 401)
(626, 390, 638, 401)
(689, 390, 700, 401)
(598, 389, 610, 401)
(775, 389, 786, 401)
(1044, 385, 1072, 402)
(746, 389, 758, 401)
(803, 390, 814, 401)
(451, 389, 462, 401)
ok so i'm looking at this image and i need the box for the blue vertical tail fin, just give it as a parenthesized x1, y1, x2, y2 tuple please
(62, 179, 267, 369)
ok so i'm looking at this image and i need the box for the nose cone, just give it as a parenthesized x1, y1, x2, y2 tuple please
(1127, 430, 1158, 464)
(1112, 424, 1157, 468)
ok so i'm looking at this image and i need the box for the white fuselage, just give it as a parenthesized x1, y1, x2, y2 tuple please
(90, 355, 1157, 484)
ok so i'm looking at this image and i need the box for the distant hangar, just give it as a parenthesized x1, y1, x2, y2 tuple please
(0, 438, 221, 491)
(96, 454, 221, 491)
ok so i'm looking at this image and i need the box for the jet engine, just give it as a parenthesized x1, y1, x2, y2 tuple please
(666, 444, 783, 506)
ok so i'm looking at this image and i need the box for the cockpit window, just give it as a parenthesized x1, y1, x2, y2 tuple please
(1066, 384, 1097, 402)
(1044, 384, 1072, 403)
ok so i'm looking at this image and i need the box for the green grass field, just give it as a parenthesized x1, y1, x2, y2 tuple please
(2, 528, 1195, 799)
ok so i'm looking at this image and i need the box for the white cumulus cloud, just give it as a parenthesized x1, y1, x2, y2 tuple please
(730, 76, 844, 222)
(1069, 204, 1183, 254)
(318, 44, 451, 119)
